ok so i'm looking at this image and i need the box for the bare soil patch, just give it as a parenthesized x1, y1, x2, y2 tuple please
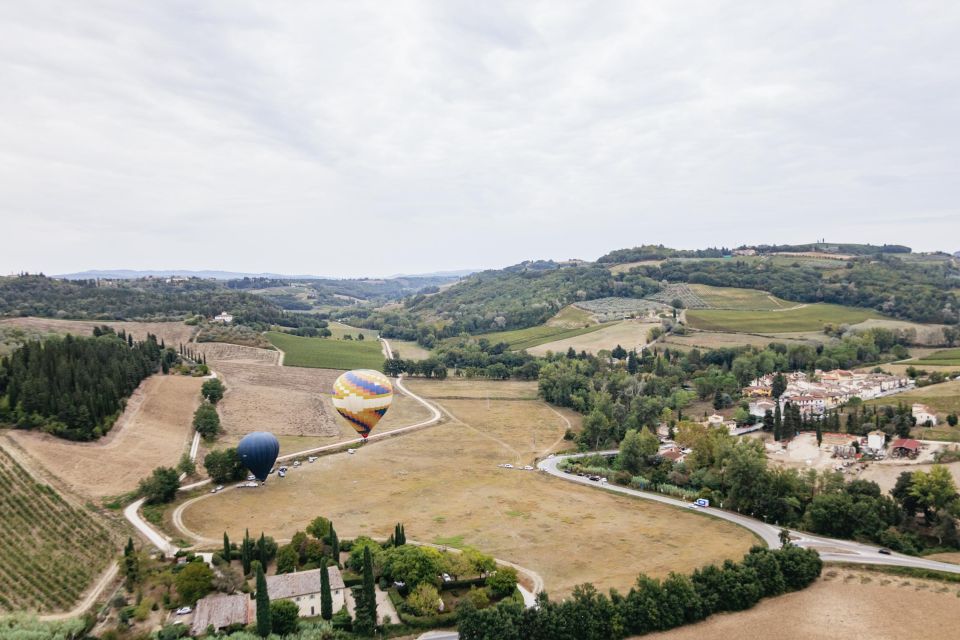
(0, 317, 196, 347)
(661, 331, 815, 351)
(644, 568, 960, 640)
(180, 389, 755, 596)
(5, 375, 202, 498)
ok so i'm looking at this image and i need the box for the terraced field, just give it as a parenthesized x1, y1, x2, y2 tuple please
(0, 446, 116, 613)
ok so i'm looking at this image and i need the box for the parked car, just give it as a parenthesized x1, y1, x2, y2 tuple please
(246, 474, 255, 481)
(175, 607, 192, 615)
(504, 464, 514, 469)
(878, 548, 892, 555)
(293, 460, 301, 467)
(348, 449, 356, 455)
(523, 465, 534, 471)
(278, 466, 288, 473)
(308, 456, 318, 463)
(442, 573, 452, 583)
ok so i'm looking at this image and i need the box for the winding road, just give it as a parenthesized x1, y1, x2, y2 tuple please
(538, 452, 960, 575)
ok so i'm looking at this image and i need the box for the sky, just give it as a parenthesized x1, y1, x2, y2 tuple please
(2, 1, 959, 277)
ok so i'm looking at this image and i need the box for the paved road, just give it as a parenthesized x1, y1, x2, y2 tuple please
(539, 452, 960, 575)
(125, 497, 178, 555)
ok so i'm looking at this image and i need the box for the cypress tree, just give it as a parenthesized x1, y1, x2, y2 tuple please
(330, 526, 340, 566)
(255, 562, 271, 637)
(320, 563, 333, 620)
(816, 420, 823, 447)
(362, 546, 377, 630)
(399, 524, 405, 546)
(773, 404, 782, 442)
(223, 532, 231, 564)
(258, 532, 268, 567)
(242, 529, 252, 574)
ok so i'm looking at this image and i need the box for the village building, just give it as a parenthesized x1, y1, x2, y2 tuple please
(706, 414, 725, 427)
(191, 593, 250, 635)
(866, 430, 886, 452)
(747, 369, 909, 415)
(213, 311, 234, 323)
(265, 566, 346, 618)
(748, 399, 777, 418)
(912, 403, 938, 426)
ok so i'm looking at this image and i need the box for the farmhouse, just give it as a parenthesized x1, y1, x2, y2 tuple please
(265, 566, 345, 617)
(191, 593, 250, 635)
(213, 311, 234, 323)
(890, 438, 921, 459)
(912, 403, 938, 426)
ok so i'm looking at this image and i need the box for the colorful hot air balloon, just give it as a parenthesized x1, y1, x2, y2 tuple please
(237, 431, 280, 482)
(332, 369, 393, 439)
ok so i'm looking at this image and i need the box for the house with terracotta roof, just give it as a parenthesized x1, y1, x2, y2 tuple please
(265, 566, 345, 618)
(191, 593, 251, 635)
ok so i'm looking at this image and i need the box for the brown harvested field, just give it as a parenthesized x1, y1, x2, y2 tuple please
(4, 375, 202, 498)
(179, 386, 757, 596)
(926, 551, 960, 565)
(527, 319, 661, 356)
(858, 460, 960, 493)
(608, 260, 662, 274)
(644, 568, 960, 640)
(0, 316, 196, 347)
(199, 346, 433, 454)
(388, 340, 432, 361)
(404, 378, 539, 400)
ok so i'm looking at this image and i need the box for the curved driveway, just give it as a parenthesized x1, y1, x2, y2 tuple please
(539, 452, 960, 575)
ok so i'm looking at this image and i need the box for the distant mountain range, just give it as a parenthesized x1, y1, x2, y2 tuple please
(53, 268, 477, 281)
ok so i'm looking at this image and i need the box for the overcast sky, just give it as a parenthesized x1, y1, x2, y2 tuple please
(2, 1, 958, 277)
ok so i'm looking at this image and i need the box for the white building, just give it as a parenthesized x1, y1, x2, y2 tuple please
(748, 399, 777, 418)
(866, 430, 886, 451)
(912, 403, 938, 426)
(213, 311, 234, 323)
(265, 566, 345, 618)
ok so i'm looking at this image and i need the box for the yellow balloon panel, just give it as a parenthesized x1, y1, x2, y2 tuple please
(332, 369, 393, 438)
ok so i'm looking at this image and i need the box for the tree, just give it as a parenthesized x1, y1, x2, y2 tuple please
(255, 562, 271, 637)
(353, 545, 378, 635)
(222, 532, 231, 564)
(408, 582, 441, 615)
(947, 414, 958, 427)
(241, 529, 253, 575)
(203, 448, 246, 484)
(330, 525, 340, 565)
(177, 452, 196, 476)
(815, 420, 823, 447)
(616, 429, 647, 475)
(201, 378, 226, 404)
(762, 409, 774, 433)
(122, 537, 139, 591)
(910, 465, 959, 518)
(269, 599, 299, 636)
(138, 467, 180, 504)
(213, 566, 245, 594)
(175, 562, 213, 605)
(771, 373, 787, 399)
(486, 567, 518, 599)
(384, 545, 443, 588)
(462, 548, 497, 577)
(320, 565, 333, 620)
(192, 403, 221, 440)
(276, 544, 298, 574)
(306, 515, 332, 541)
(778, 529, 792, 548)
(773, 403, 782, 442)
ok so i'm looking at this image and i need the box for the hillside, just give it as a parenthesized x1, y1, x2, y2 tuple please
(0, 445, 116, 613)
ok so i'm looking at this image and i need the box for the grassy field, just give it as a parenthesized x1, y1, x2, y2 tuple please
(267, 331, 386, 370)
(0, 317, 196, 353)
(527, 319, 661, 356)
(686, 284, 797, 310)
(387, 340, 433, 361)
(546, 304, 597, 328)
(178, 383, 756, 596)
(0, 444, 116, 613)
(865, 379, 960, 416)
(686, 304, 882, 333)
(608, 260, 663, 274)
(5, 374, 202, 498)
(660, 331, 817, 351)
(471, 323, 608, 352)
(919, 348, 960, 366)
(646, 568, 960, 640)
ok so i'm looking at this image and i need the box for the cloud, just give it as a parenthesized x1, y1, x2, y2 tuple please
(1, 1, 958, 275)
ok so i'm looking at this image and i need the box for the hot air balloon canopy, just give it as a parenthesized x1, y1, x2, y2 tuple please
(332, 369, 393, 439)
(237, 431, 280, 482)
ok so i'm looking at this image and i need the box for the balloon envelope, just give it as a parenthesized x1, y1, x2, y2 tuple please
(332, 369, 393, 438)
(237, 431, 280, 481)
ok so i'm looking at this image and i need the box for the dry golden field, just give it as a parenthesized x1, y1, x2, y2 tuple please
(5, 375, 202, 498)
(0, 316, 196, 347)
(645, 568, 960, 640)
(660, 330, 816, 351)
(403, 378, 539, 400)
(178, 385, 757, 596)
(527, 319, 661, 356)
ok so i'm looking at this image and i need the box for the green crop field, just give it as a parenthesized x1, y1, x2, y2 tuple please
(687, 284, 798, 310)
(918, 348, 960, 366)
(0, 446, 116, 613)
(686, 303, 882, 333)
(267, 331, 386, 370)
(471, 322, 609, 352)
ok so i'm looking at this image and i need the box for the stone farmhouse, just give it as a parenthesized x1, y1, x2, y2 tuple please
(265, 566, 346, 618)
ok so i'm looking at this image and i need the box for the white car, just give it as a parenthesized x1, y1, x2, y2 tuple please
(246, 474, 255, 481)
(278, 470, 286, 478)
(347, 449, 356, 455)
(523, 465, 534, 471)
(442, 573, 452, 583)
(278, 466, 288, 473)
(293, 460, 301, 467)
(175, 606, 192, 615)
(503, 464, 514, 469)
(245, 481, 258, 488)
(308, 456, 318, 463)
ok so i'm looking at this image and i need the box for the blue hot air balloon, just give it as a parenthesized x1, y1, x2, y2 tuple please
(237, 432, 280, 482)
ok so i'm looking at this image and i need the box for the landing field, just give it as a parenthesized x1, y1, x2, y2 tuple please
(178, 385, 757, 596)
(686, 304, 882, 333)
(5, 375, 202, 498)
(645, 568, 960, 640)
(527, 319, 661, 356)
(266, 331, 386, 370)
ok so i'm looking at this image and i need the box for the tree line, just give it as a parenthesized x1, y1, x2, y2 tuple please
(458, 545, 822, 640)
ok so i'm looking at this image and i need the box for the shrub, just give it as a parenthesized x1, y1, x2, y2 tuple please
(485, 567, 518, 599)
(406, 583, 441, 616)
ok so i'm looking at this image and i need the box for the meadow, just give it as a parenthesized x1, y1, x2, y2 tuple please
(685, 303, 882, 333)
(919, 348, 960, 366)
(267, 330, 386, 370)
(470, 322, 608, 352)
(0, 445, 116, 613)
(178, 383, 757, 596)
(865, 379, 960, 416)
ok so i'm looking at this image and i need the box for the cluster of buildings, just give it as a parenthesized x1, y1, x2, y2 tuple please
(190, 566, 346, 635)
(746, 369, 911, 418)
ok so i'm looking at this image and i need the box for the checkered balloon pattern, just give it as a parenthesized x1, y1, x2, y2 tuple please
(332, 369, 393, 438)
